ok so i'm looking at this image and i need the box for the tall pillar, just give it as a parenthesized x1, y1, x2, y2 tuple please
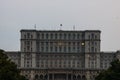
(30, 70, 34, 80)
(71, 74, 73, 80)
(86, 71, 90, 80)
(48, 73, 49, 80)
(52, 74, 54, 80)
(66, 74, 68, 80)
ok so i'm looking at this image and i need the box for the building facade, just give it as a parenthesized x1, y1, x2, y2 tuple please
(5, 29, 120, 80)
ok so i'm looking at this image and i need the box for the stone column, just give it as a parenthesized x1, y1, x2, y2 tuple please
(66, 74, 68, 80)
(71, 74, 73, 80)
(30, 70, 34, 80)
(86, 71, 90, 80)
(48, 74, 49, 80)
(52, 74, 54, 80)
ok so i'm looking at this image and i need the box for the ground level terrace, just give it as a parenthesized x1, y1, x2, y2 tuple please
(20, 69, 102, 80)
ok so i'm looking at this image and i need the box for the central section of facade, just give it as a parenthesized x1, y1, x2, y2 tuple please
(20, 30, 101, 80)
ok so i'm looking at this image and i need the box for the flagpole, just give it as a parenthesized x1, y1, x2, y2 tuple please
(60, 24, 62, 30)
(34, 24, 36, 30)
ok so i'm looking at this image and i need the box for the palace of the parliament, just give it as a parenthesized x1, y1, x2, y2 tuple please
(5, 29, 120, 80)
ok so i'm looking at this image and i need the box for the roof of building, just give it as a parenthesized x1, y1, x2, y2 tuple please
(20, 29, 101, 33)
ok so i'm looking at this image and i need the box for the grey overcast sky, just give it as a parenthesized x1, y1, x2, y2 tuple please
(0, 0, 120, 51)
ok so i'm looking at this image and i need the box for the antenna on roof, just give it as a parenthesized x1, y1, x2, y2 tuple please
(73, 25, 75, 30)
(34, 24, 36, 30)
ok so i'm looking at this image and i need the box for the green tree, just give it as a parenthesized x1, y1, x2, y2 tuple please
(0, 49, 27, 80)
(95, 59, 120, 80)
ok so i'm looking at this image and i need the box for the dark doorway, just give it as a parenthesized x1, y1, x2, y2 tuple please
(54, 74, 66, 80)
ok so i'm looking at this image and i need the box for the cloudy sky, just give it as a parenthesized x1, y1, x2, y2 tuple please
(0, 0, 120, 51)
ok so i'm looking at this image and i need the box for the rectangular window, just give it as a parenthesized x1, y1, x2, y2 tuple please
(82, 33, 84, 39)
(31, 35, 33, 39)
(46, 33, 48, 39)
(91, 47, 94, 52)
(77, 42, 80, 45)
(27, 41, 30, 45)
(55, 33, 57, 39)
(68, 33, 71, 39)
(41, 47, 44, 52)
(24, 35, 26, 39)
(46, 42, 48, 45)
(41, 42, 44, 45)
(81, 46, 85, 53)
(64, 46, 66, 52)
(55, 47, 57, 52)
(59, 47, 62, 52)
(77, 47, 80, 52)
(50, 42, 53, 46)
(27, 65, 29, 67)
(27, 33, 30, 38)
(77, 34, 80, 39)
(73, 33, 76, 39)
(22, 47, 25, 52)
(46, 47, 48, 52)
(73, 47, 75, 52)
(64, 33, 66, 39)
(92, 41, 94, 45)
(95, 48, 97, 52)
(73, 42, 75, 45)
(27, 46, 30, 51)
(95, 42, 97, 46)
(37, 33, 40, 38)
(50, 33, 53, 39)
(68, 47, 71, 52)
(59, 33, 62, 39)
(91, 33, 94, 39)
(42, 33, 44, 39)
(68, 42, 71, 45)
(37, 64, 39, 67)
(95, 35, 97, 39)
(50, 47, 53, 52)
(88, 35, 90, 39)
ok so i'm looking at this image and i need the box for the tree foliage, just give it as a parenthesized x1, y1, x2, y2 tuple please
(95, 59, 120, 80)
(0, 49, 27, 80)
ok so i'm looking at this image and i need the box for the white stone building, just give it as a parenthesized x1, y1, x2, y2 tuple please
(5, 29, 120, 80)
